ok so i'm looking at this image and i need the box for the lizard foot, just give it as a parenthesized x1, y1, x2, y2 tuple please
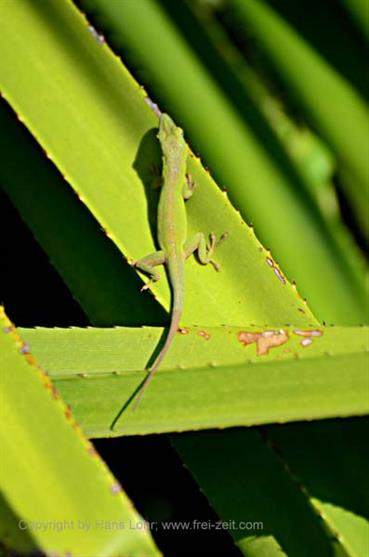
(208, 232, 228, 271)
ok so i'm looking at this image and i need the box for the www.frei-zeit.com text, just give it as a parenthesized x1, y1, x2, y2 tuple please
(19, 519, 264, 533)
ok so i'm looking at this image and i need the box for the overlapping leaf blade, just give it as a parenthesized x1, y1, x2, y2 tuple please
(0, 308, 159, 557)
(18, 325, 369, 436)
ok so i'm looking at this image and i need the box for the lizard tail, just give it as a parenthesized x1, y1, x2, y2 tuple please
(132, 290, 183, 410)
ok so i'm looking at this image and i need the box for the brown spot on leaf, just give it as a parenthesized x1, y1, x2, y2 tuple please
(179, 327, 190, 335)
(103, 228, 113, 239)
(197, 330, 210, 341)
(238, 329, 289, 355)
(19, 343, 30, 354)
(50, 384, 60, 400)
(87, 444, 98, 457)
(111, 482, 122, 495)
(40, 371, 50, 388)
(24, 353, 37, 366)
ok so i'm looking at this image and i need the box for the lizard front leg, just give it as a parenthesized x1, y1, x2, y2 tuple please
(184, 232, 227, 271)
(182, 173, 196, 200)
(133, 250, 166, 291)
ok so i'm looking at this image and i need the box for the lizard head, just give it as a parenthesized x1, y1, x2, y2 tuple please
(157, 113, 186, 156)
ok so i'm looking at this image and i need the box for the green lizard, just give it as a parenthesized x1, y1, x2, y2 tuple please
(132, 113, 226, 409)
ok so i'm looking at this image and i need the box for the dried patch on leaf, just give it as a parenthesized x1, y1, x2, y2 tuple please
(273, 266, 286, 285)
(265, 256, 286, 285)
(266, 257, 274, 267)
(294, 328, 323, 347)
(88, 24, 105, 44)
(238, 329, 289, 355)
(294, 329, 323, 337)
